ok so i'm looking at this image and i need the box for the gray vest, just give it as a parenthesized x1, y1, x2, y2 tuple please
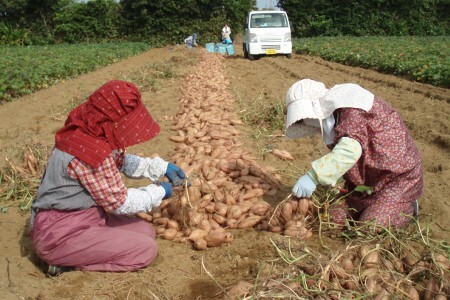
(30, 148, 97, 226)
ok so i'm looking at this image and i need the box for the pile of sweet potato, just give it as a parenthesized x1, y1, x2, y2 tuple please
(145, 51, 315, 249)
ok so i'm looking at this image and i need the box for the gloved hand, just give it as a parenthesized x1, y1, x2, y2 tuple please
(165, 162, 188, 187)
(159, 182, 173, 199)
(292, 174, 317, 198)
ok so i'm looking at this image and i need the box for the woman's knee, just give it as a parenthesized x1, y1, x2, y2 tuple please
(135, 220, 156, 239)
(132, 236, 158, 267)
(359, 202, 414, 228)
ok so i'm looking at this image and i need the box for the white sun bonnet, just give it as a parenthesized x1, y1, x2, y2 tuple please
(285, 79, 375, 139)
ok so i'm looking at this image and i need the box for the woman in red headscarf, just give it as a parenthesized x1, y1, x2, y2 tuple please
(29, 80, 187, 275)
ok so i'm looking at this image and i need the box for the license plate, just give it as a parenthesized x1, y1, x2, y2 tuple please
(265, 49, 276, 55)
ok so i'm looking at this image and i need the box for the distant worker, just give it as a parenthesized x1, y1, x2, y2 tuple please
(222, 24, 232, 44)
(185, 33, 198, 48)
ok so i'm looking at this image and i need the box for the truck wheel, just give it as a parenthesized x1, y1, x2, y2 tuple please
(286, 54, 292, 59)
(248, 53, 256, 61)
(243, 44, 248, 58)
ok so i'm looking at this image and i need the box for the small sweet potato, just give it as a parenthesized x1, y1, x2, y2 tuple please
(169, 135, 186, 143)
(205, 229, 227, 247)
(194, 239, 208, 250)
(163, 228, 178, 240)
(271, 149, 294, 160)
(188, 229, 208, 241)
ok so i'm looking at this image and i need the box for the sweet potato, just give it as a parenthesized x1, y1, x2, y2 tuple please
(212, 214, 226, 225)
(341, 258, 354, 271)
(188, 211, 203, 227)
(362, 250, 379, 267)
(136, 212, 152, 222)
(237, 215, 261, 229)
(235, 175, 261, 184)
(297, 198, 309, 216)
(271, 149, 294, 160)
(205, 203, 216, 214)
(224, 232, 233, 243)
(331, 265, 350, 279)
(239, 200, 256, 213)
(205, 229, 228, 247)
(194, 239, 208, 250)
(226, 219, 238, 229)
(249, 200, 270, 216)
(224, 191, 237, 206)
(242, 188, 264, 200)
(209, 219, 221, 230)
(284, 228, 301, 237)
(434, 253, 450, 270)
(423, 277, 439, 300)
(188, 229, 208, 241)
(188, 186, 201, 202)
(406, 287, 420, 300)
(159, 199, 170, 210)
(153, 217, 169, 226)
(227, 205, 243, 220)
(167, 220, 180, 231)
(270, 226, 282, 233)
(281, 202, 293, 222)
(213, 189, 225, 202)
(169, 135, 186, 143)
(155, 226, 166, 235)
(199, 219, 212, 233)
(163, 228, 178, 240)
(227, 281, 253, 300)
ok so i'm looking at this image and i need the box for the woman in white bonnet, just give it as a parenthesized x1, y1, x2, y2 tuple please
(285, 79, 423, 228)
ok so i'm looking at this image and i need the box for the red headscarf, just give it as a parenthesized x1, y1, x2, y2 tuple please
(55, 80, 160, 168)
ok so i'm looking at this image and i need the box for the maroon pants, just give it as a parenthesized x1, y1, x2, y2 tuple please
(30, 207, 157, 271)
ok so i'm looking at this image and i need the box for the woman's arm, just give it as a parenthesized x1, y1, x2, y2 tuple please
(68, 154, 166, 214)
(121, 154, 168, 181)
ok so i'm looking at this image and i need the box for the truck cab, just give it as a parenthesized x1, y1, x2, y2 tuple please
(243, 10, 292, 60)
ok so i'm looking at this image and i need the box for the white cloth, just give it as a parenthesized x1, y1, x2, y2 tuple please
(114, 154, 168, 215)
(127, 156, 168, 181)
(285, 79, 374, 139)
(321, 114, 336, 145)
(222, 25, 231, 39)
(114, 184, 165, 215)
(185, 35, 197, 46)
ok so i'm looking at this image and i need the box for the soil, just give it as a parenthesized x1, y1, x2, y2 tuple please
(0, 37, 449, 300)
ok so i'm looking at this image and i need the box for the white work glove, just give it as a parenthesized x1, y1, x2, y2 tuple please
(292, 174, 317, 198)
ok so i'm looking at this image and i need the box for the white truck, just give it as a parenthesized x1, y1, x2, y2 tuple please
(243, 10, 292, 60)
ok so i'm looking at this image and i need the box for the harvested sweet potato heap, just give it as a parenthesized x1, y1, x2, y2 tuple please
(145, 51, 315, 249)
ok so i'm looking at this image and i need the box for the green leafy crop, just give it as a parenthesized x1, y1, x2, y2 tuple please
(293, 36, 449, 88)
(0, 42, 150, 102)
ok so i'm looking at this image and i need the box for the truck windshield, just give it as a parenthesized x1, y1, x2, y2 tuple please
(250, 13, 288, 28)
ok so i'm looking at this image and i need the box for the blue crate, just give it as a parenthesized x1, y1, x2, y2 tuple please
(216, 44, 227, 54)
(205, 43, 216, 53)
(226, 44, 235, 55)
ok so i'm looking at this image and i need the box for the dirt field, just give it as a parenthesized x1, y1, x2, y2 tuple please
(0, 40, 449, 299)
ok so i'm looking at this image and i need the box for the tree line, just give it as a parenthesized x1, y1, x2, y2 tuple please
(278, 0, 449, 37)
(0, 0, 256, 45)
(0, 0, 448, 46)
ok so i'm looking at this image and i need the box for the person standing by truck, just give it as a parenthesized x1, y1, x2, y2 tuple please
(222, 24, 232, 44)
